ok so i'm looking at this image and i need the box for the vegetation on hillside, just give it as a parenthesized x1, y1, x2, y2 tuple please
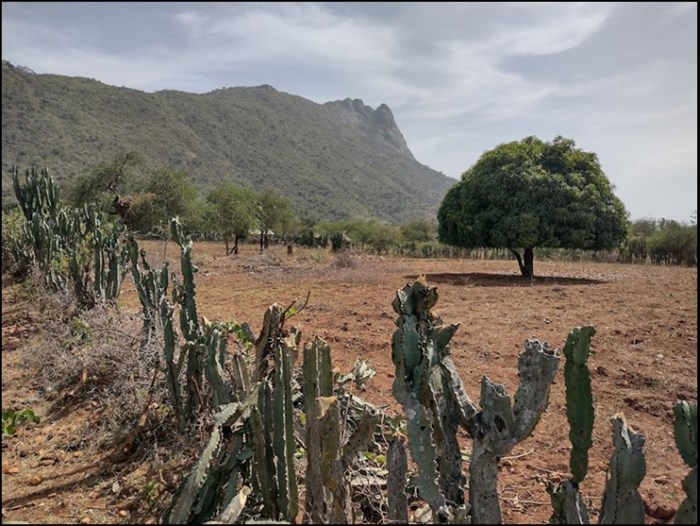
(1, 61, 452, 223)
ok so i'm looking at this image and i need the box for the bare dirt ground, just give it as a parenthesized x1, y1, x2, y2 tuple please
(2, 241, 697, 524)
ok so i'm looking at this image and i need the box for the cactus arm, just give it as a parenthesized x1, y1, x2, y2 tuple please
(203, 323, 232, 409)
(512, 339, 561, 442)
(675, 469, 698, 524)
(469, 377, 514, 525)
(231, 353, 251, 398)
(164, 402, 240, 523)
(428, 366, 467, 505)
(318, 396, 352, 522)
(674, 401, 697, 469)
(404, 395, 447, 511)
(673, 401, 697, 524)
(257, 311, 299, 523)
(249, 382, 279, 518)
(563, 326, 596, 483)
(437, 329, 479, 433)
(598, 414, 646, 524)
(302, 338, 327, 523)
(548, 480, 590, 524)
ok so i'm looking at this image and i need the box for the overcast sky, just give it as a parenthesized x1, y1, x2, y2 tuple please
(2, 2, 697, 222)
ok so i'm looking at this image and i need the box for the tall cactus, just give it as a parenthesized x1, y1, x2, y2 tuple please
(128, 238, 170, 351)
(302, 336, 380, 524)
(170, 218, 205, 422)
(549, 326, 596, 524)
(248, 304, 300, 522)
(302, 337, 333, 523)
(674, 401, 697, 524)
(469, 339, 560, 524)
(550, 326, 648, 525)
(391, 280, 560, 524)
(11, 165, 59, 221)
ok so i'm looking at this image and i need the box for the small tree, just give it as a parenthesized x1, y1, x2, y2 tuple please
(66, 150, 144, 213)
(255, 189, 294, 251)
(438, 136, 629, 278)
(207, 182, 256, 255)
(142, 167, 198, 229)
(400, 217, 438, 243)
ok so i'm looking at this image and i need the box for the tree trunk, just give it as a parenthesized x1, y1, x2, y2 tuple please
(508, 247, 525, 276)
(233, 235, 239, 255)
(508, 247, 534, 279)
(225, 237, 230, 256)
(524, 247, 534, 279)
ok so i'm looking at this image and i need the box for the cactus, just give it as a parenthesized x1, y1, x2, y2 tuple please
(550, 327, 649, 525)
(11, 165, 59, 221)
(549, 326, 596, 524)
(11, 165, 129, 306)
(391, 280, 560, 524)
(301, 336, 381, 523)
(598, 414, 646, 524)
(163, 391, 258, 524)
(302, 337, 332, 523)
(246, 304, 300, 522)
(170, 218, 205, 423)
(128, 238, 170, 352)
(563, 326, 596, 483)
(272, 323, 300, 523)
(469, 339, 559, 525)
(202, 319, 233, 409)
(674, 401, 697, 524)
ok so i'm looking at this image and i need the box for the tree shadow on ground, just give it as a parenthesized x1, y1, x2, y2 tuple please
(404, 272, 605, 287)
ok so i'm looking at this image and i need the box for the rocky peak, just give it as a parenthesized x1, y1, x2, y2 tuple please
(324, 98, 415, 160)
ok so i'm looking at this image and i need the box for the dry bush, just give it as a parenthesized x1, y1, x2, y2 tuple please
(332, 250, 355, 268)
(20, 281, 202, 455)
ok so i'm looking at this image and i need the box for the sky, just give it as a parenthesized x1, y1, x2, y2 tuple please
(2, 2, 697, 222)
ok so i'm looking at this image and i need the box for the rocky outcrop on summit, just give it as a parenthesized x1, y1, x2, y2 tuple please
(324, 98, 415, 160)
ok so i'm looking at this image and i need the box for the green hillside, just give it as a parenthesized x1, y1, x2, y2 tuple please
(1, 61, 453, 222)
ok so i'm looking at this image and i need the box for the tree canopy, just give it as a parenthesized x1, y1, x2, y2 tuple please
(255, 189, 294, 250)
(437, 136, 629, 278)
(207, 182, 257, 254)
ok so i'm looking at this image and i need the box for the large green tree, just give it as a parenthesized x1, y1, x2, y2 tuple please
(438, 136, 629, 278)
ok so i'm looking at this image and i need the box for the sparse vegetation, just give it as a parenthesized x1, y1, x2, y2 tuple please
(2, 408, 40, 437)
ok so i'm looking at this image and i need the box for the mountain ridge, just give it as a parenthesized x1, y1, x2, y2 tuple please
(1, 61, 453, 222)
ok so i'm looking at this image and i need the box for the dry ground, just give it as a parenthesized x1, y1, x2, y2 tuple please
(2, 241, 697, 524)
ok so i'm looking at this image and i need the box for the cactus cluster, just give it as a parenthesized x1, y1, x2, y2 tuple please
(10, 165, 129, 307)
(391, 280, 560, 523)
(163, 390, 259, 524)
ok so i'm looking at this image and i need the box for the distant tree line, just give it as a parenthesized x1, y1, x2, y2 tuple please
(2, 149, 695, 267)
(619, 216, 697, 266)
